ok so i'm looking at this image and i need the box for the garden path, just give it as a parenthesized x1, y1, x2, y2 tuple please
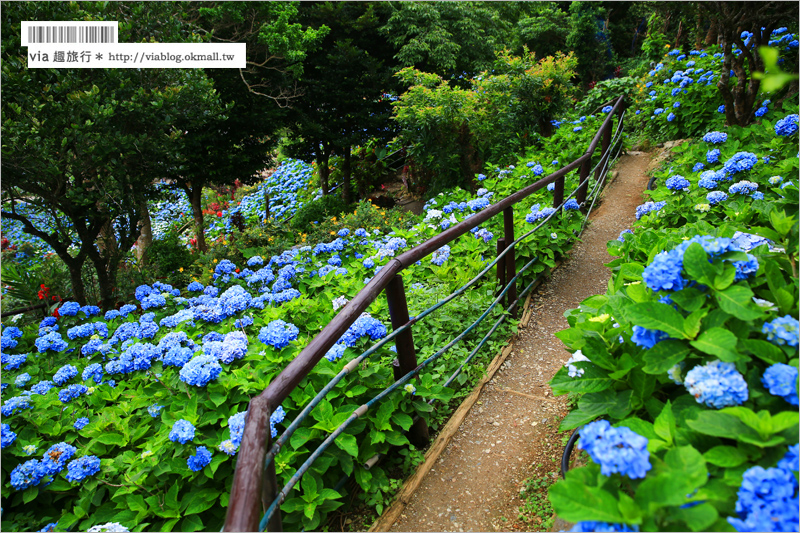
(386, 151, 652, 533)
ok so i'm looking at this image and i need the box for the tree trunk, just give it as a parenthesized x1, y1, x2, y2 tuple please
(64, 257, 87, 306)
(342, 145, 352, 205)
(188, 185, 208, 252)
(135, 198, 153, 261)
(316, 145, 331, 196)
(705, 19, 718, 45)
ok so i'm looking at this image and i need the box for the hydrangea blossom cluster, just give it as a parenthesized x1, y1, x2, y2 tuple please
(728, 449, 799, 532)
(707, 191, 728, 205)
(761, 363, 798, 405)
(762, 315, 799, 347)
(2, 423, 17, 448)
(578, 420, 651, 479)
(631, 325, 670, 349)
(684, 360, 748, 408)
(707, 148, 721, 164)
(169, 419, 196, 444)
(634, 201, 666, 220)
(665, 175, 690, 192)
(564, 198, 581, 210)
(431, 245, 451, 266)
(187, 446, 212, 472)
(526, 203, 557, 224)
(258, 320, 300, 350)
(569, 522, 639, 532)
(179, 353, 223, 387)
(65, 455, 101, 482)
(723, 152, 758, 176)
(774, 114, 798, 136)
(702, 131, 727, 144)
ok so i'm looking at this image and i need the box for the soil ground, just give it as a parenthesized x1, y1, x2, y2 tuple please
(385, 151, 652, 533)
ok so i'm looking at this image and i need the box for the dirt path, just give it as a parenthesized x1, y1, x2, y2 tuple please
(388, 152, 652, 533)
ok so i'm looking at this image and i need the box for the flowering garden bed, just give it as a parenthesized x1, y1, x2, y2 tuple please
(547, 39, 799, 532)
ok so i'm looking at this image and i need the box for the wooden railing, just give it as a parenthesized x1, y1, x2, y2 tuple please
(223, 96, 625, 532)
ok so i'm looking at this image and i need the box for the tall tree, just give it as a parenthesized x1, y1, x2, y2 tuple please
(1, 2, 222, 308)
(283, 1, 399, 201)
(702, 1, 799, 126)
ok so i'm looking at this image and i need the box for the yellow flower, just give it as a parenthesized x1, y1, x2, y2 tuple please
(330, 231, 336, 235)
(665, 44, 670, 49)
(179, 267, 184, 272)
(213, 259, 218, 263)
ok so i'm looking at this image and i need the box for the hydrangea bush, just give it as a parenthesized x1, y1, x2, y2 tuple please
(549, 80, 798, 531)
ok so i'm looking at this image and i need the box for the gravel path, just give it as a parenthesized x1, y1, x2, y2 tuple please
(388, 151, 652, 533)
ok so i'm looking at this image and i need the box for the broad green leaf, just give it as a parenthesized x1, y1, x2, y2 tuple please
(682, 243, 716, 285)
(721, 407, 771, 439)
(181, 515, 205, 532)
(626, 282, 649, 303)
(385, 431, 410, 446)
(318, 488, 341, 501)
(769, 411, 800, 434)
(334, 433, 359, 458)
(690, 328, 740, 362)
(209, 390, 227, 407)
(665, 446, 708, 487)
(739, 338, 785, 364)
(549, 478, 625, 523)
(301, 474, 318, 500)
(391, 412, 414, 431)
(581, 334, 616, 371)
(304, 502, 317, 520)
(560, 409, 599, 431)
(607, 389, 634, 420)
(703, 446, 748, 467)
(96, 433, 127, 447)
(714, 285, 763, 321)
(653, 400, 676, 445)
(128, 494, 147, 513)
(642, 340, 691, 374)
(184, 489, 217, 516)
(624, 302, 688, 339)
(675, 502, 719, 532)
(550, 364, 614, 395)
(374, 401, 394, 431)
(686, 411, 759, 442)
(617, 492, 643, 524)
(635, 473, 694, 510)
(670, 288, 706, 312)
(713, 266, 736, 291)
(291, 427, 316, 450)
(619, 262, 644, 281)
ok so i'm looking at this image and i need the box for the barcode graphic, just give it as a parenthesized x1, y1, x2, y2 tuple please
(26, 25, 116, 44)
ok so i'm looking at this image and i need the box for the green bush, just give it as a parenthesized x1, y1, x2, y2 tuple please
(143, 233, 195, 287)
(291, 194, 350, 232)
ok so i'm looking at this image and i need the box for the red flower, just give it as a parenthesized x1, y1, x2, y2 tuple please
(53, 307, 60, 318)
(235, 268, 240, 273)
(216, 211, 223, 217)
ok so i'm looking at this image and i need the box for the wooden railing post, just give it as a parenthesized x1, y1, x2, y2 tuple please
(503, 207, 517, 318)
(496, 238, 507, 303)
(386, 274, 429, 448)
(552, 174, 564, 210)
(576, 157, 591, 208)
(598, 118, 613, 189)
(262, 432, 282, 532)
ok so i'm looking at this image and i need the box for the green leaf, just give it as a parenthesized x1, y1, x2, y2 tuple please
(682, 243, 715, 285)
(581, 334, 616, 371)
(391, 412, 414, 431)
(690, 328, 740, 362)
(96, 433, 127, 447)
(560, 409, 599, 431)
(670, 288, 706, 312)
(22, 486, 39, 504)
(714, 285, 763, 321)
(713, 265, 737, 291)
(686, 411, 759, 442)
(181, 515, 205, 532)
(626, 282, 649, 303)
(675, 502, 719, 532)
(301, 474, 318, 500)
(304, 502, 317, 520)
(549, 478, 624, 523)
(385, 431, 410, 446)
(653, 400, 676, 445)
(635, 473, 694, 510)
(770, 411, 800, 434)
(739, 338, 785, 364)
(209, 390, 227, 407)
(619, 262, 644, 281)
(184, 489, 217, 516)
(703, 446, 748, 467)
(607, 389, 634, 420)
(374, 401, 394, 431)
(665, 446, 708, 487)
(550, 364, 614, 395)
(642, 340, 691, 374)
(128, 494, 147, 513)
(334, 433, 359, 458)
(291, 427, 316, 450)
(624, 302, 688, 339)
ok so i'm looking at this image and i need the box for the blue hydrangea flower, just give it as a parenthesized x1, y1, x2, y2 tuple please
(723, 152, 758, 175)
(82, 363, 103, 384)
(631, 325, 670, 349)
(15, 373, 31, 388)
(707, 191, 728, 205)
(187, 446, 212, 472)
(763, 316, 799, 347)
(667, 112, 676, 122)
(707, 149, 721, 164)
(53, 364, 78, 385)
(733, 254, 759, 281)
(74, 417, 90, 430)
(179, 354, 222, 387)
(564, 199, 581, 210)
(4, 352, 27, 371)
(578, 420, 651, 479)
(169, 419, 196, 444)
(2, 423, 17, 448)
(30, 380, 54, 395)
(728, 465, 799, 532)
(718, 104, 725, 113)
(59, 301, 81, 316)
(634, 201, 666, 220)
(65, 455, 101, 483)
(148, 404, 164, 417)
(684, 360, 749, 409)
(778, 444, 799, 472)
(58, 384, 88, 403)
(703, 131, 728, 144)
(35, 332, 68, 353)
(602, 105, 613, 113)
(761, 363, 798, 405)
(755, 106, 769, 117)
(41, 442, 77, 475)
(10, 459, 46, 490)
(187, 281, 204, 292)
(692, 162, 705, 172)
(617, 229, 633, 242)
(431, 245, 451, 266)
(1, 395, 32, 416)
(665, 175, 690, 191)
(775, 114, 799, 136)
(258, 320, 299, 350)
